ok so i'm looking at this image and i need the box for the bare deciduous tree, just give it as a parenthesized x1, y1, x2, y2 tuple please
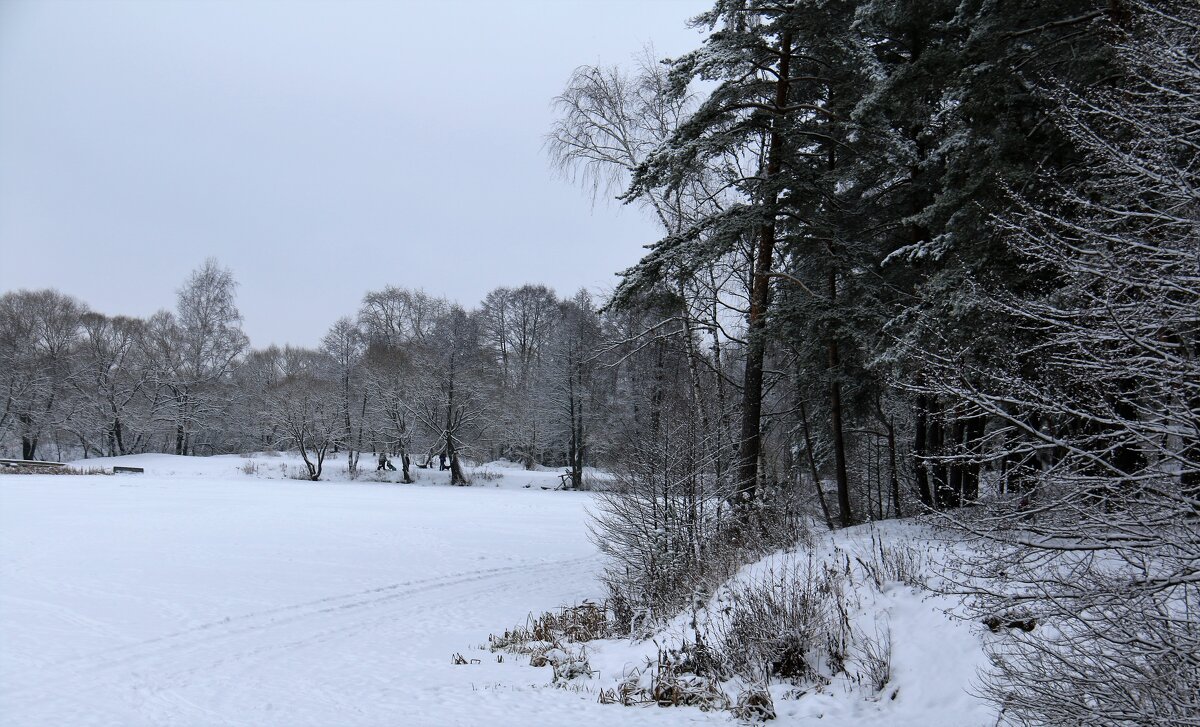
(266, 349, 341, 481)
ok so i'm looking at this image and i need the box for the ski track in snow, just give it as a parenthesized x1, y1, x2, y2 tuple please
(8, 556, 593, 698)
(24, 557, 598, 726)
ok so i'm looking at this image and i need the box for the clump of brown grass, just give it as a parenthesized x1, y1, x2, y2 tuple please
(471, 466, 502, 482)
(597, 645, 731, 712)
(489, 602, 612, 684)
(490, 601, 611, 649)
(733, 688, 776, 721)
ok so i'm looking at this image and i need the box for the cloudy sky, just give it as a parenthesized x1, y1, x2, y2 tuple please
(0, 0, 710, 346)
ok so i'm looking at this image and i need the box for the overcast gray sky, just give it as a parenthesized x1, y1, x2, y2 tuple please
(0, 0, 710, 347)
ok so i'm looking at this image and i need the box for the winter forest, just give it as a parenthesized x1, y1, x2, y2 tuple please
(1, 0, 1197, 725)
(1, 270, 622, 486)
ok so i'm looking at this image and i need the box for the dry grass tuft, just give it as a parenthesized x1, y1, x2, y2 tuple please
(853, 529, 926, 590)
(489, 602, 612, 685)
(490, 601, 611, 649)
(471, 466, 502, 482)
(597, 642, 733, 712)
(733, 688, 776, 721)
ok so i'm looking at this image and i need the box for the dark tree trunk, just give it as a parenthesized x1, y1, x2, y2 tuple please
(962, 414, 987, 502)
(18, 411, 37, 460)
(886, 416, 902, 518)
(914, 397, 935, 511)
(649, 340, 665, 440)
(341, 373, 353, 467)
(677, 280, 712, 442)
(946, 418, 966, 508)
(448, 443, 466, 485)
(570, 360, 585, 489)
(21, 435, 37, 461)
(799, 398, 835, 530)
(711, 298, 729, 486)
(827, 343, 852, 527)
(523, 433, 537, 470)
(567, 349, 579, 488)
(827, 269, 853, 528)
(113, 416, 125, 456)
(572, 398, 584, 489)
(446, 416, 467, 485)
(735, 29, 792, 516)
(175, 391, 189, 456)
(393, 412, 413, 484)
(929, 400, 950, 508)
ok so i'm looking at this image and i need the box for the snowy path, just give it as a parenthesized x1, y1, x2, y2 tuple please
(0, 461, 723, 726)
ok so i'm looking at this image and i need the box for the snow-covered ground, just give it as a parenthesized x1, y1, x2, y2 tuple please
(0, 455, 672, 726)
(1, 454, 994, 726)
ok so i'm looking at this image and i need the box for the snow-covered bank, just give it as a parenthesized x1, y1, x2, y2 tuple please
(57, 451, 611, 490)
(477, 520, 998, 727)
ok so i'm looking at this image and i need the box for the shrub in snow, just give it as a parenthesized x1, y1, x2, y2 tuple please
(589, 421, 739, 631)
(853, 528, 926, 591)
(503, 539, 920, 721)
(853, 624, 892, 694)
(589, 417, 814, 634)
(701, 556, 854, 686)
(597, 646, 731, 712)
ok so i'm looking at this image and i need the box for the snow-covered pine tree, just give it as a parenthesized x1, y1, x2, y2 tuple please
(617, 0, 805, 529)
(880, 0, 1123, 509)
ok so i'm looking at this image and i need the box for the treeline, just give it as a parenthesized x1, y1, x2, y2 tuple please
(0, 263, 710, 483)
(554, 0, 1145, 530)
(561, 0, 1197, 723)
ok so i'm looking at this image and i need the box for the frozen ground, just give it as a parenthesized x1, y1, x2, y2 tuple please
(0, 454, 689, 726)
(0, 454, 993, 726)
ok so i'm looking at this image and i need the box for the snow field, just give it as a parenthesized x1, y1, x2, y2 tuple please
(0, 456, 696, 726)
(1, 455, 994, 726)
